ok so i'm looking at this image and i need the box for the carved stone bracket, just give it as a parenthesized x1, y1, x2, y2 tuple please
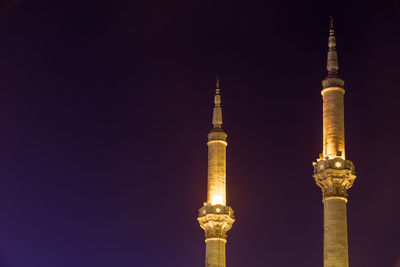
(198, 204, 235, 240)
(313, 157, 356, 199)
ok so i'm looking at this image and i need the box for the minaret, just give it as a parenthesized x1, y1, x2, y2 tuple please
(313, 18, 356, 267)
(198, 78, 235, 267)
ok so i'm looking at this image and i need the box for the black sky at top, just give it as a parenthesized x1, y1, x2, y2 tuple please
(0, 0, 398, 266)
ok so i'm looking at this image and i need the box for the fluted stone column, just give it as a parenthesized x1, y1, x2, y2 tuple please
(322, 87, 345, 159)
(323, 198, 348, 266)
(207, 130, 227, 206)
(313, 18, 357, 267)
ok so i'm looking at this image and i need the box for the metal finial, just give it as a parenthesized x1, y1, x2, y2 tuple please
(212, 76, 222, 127)
(330, 15, 335, 36)
(326, 15, 339, 75)
(216, 76, 220, 95)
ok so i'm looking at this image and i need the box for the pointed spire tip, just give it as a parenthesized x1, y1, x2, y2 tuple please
(325, 15, 340, 77)
(329, 15, 335, 36)
(212, 77, 222, 128)
(215, 76, 220, 95)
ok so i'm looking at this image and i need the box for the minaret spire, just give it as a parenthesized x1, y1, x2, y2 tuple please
(212, 77, 223, 128)
(327, 16, 339, 76)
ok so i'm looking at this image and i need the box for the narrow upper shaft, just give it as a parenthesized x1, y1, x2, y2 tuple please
(321, 17, 346, 159)
(207, 78, 227, 205)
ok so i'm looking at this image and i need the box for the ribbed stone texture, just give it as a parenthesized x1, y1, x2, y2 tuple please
(207, 129, 227, 205)
(323, 198, 349, 267)
(322, 88, 345, 159)
(205, 239, 226, 267)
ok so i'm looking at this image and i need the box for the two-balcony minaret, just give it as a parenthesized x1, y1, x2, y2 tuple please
(313, 18, 357, 267)
(198, 79, 235, 267)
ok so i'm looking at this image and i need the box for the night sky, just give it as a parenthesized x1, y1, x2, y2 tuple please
(0, 0, 398, 266)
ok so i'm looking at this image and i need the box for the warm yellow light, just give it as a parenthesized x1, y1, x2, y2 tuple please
(335, 161, 342, 168)
(211, 195, 223, 205)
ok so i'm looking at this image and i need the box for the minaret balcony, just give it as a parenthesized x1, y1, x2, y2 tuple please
(198, 203, 235, 241)
(313, 157, 356, 199)
(313, 157, 355, 174)
(198, 203, 234, 219)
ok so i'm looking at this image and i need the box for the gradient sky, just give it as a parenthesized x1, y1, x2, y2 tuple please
(0, 0, 398, 266)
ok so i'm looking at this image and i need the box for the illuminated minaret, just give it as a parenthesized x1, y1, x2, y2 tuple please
(198, 78, 235, 267)
(313, 18, 356, 267)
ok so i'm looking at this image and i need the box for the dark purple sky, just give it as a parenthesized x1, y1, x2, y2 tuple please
(0, 0, 398, 266)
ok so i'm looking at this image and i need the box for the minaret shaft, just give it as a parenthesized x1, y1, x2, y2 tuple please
(313, 18, 356, 267)
(322, 89, 345, 159)
(207, 138, 227, 205)
(198, 79, 234, 267)
(206, 239, 226, 267)
(323, 198, 349, 267)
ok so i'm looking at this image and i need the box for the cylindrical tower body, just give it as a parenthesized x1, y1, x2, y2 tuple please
(207, 130, 227, 205)
(205, 239, 226, 267)
(323, 198, 349, 267)
(322, 88, 345, 159)
(198, 80, 234, 267)
(313, 18, 356, 267)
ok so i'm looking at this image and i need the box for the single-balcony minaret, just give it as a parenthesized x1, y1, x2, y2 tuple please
(198, 78, 235, 267)
(313, 18, 356, 267)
